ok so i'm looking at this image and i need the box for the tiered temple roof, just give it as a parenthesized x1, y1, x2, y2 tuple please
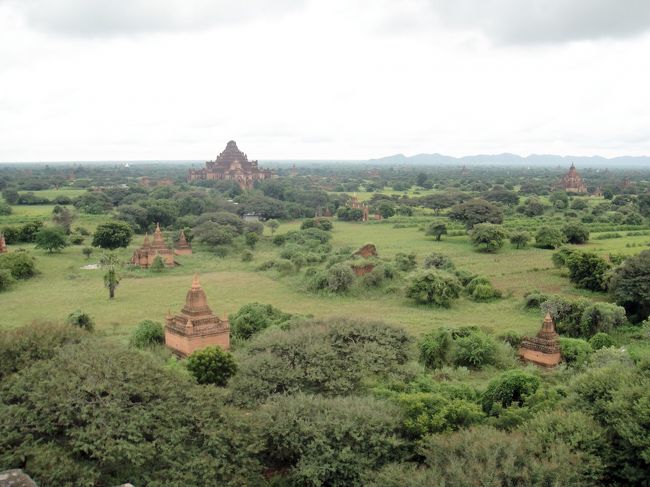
(164, 274, 230, 357)
(187, 140, 272, 189)
(518, 312, 562, 367)
(130, 223, 175, 268)
(560, 163, 587, 194)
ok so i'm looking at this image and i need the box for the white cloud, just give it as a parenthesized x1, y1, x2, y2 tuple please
(0, 0, 649, 161)
(0, 0, 305, 37)
(428, 0, 650, 44)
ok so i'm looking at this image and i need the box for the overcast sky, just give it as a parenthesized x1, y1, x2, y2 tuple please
(2, 0, 650, 162)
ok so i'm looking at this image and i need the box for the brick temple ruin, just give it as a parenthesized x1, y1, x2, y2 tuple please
(349, 195, 369, 222)
(518, 312, 562, 367)
(0, 233, 7, 253)
(174, 229, 192, 255)
(164, 274, 230, 357)
(559, 163, 587, 194)
(187, 140, 272, 190)
(130, 223, 175, 268)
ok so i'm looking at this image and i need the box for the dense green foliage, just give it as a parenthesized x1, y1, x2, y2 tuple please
(2, 163, 650, 486)
(566, 251, 611, 291)
(229, 302, 292, 340)
(229, 319, 412, 406)
(535, 225, 565, 249)
(609, 249, 650, 322)
(187, 346, 238, 386)
(469, 223, 507, 252)
(130, 320, 165, 348)
(65, 310, 95, 332)
(259, 394, 403, 486)
(34, 226, 68, 253)
(0, 342, 261, 486)
(405, 269, 462, 307)
(92, 220, 134, 249)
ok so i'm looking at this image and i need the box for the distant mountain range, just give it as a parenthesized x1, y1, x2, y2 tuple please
(365, 153, 650, 168)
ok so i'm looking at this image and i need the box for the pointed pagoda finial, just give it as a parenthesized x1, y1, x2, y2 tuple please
(192, 273, 201, 289)
(155, 222, 161, 233)
(541, 312, 556, 333)
(143, 233, 150, 245)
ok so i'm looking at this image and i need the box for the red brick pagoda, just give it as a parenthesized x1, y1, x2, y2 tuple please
(0, 233, 7, 253)
(164, 274, 230, 357)
(187, 140, 272, 190)
(559, 163, 587, 194)
(130, 223, 175, 268)
(174, 229, 192, 255)
(518, 312, 562, 367)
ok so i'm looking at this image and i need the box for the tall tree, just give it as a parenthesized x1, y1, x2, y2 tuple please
(35, 227, 69, 253)
(101, 253, 122, 299)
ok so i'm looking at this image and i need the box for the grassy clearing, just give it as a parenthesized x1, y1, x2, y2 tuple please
(2, 219, 636, 343)
(1, 204, 110, 230)
(17, 189, 88, 199)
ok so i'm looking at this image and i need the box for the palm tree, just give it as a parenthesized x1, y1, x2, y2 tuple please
(100, 253, 122, 299)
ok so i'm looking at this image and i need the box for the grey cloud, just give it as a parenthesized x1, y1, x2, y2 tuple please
(1, 0, 304, 37)
(429, 0, 650, 44)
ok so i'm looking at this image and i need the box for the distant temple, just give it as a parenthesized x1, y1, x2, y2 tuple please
(130, 223, 175, 268)
(348, 195, 383, 222)
(188, 140, 272, 189)
(349, 195, 369, 222)
(174, 229, 192, 256)
(559, 163, 587, 194)
(164, 274, 230, 357)
(518, 312, 562, 367)
(0, 233, 7, 253)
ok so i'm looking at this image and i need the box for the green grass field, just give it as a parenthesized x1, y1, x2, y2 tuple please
(3, 216, 643, 343)
(18, 189, 88, 199)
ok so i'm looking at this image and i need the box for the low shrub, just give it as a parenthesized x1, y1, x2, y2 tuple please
(498, 330, 522, 348)
(65, 310, 95, 332)
(559, 337, 592, 366)
(588, 332, 614, 350)
(130, 320, 164, 349)
(482, 369, 540, 414)
(186, 346, 237, 386)
(419, 329, 453, 369)
(230, 303, 292, 340)
(452, 331, 497, 369)
(327, 263, 355, 293)
(423, 252, 455, 270)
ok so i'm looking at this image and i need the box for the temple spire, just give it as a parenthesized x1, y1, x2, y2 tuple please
(192, 273, 201, 289)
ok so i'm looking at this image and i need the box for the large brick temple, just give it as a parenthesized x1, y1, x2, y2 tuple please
(559, 163, 587, 194)
(188, 140, 272, 189)
(164, 274, 230, 357)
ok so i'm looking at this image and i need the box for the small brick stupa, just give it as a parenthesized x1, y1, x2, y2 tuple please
(174, 229, 192, 255)
(164, 274, 230, 357)
(130, 223, 175, 268)
(519, 312, 562, 367)
(0, 233, 7, 253)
